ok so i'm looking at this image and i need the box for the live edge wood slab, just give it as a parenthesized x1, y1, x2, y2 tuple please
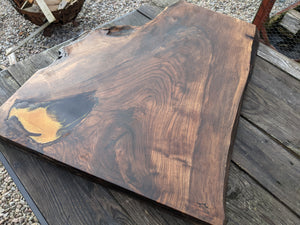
(0, 1, 257, 224)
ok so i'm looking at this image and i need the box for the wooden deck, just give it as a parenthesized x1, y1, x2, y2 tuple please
(0, 4, 299, 225)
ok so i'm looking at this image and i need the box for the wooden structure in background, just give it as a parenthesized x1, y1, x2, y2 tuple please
(8, 0, 85, 25)
(0, 2, 257, 224)
(252, 0, 300, 58)
(253, 0, 276, 30)
(0, 3, 299, 225)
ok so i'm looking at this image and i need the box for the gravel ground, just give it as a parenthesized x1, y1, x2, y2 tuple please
(0, 166, 39, 225)
(0, 0, 298, 224)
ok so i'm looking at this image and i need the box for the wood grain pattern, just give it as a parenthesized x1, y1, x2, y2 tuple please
(2, 138, 299, 225)
(233, 118, 300, 215)
(226, 163, 300, 225)
(241, 57, 300, 157)
(0, 2, 257, 224)
(0, 70, 20, 104)
(257, 43, 300, 81)
(0, 141, 136, 225)
(6, 46, 61, 85)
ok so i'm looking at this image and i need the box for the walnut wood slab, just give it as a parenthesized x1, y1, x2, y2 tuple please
(0, 1, 257, 224)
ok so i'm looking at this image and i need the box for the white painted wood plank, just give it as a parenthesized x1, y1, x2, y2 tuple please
(35, 0, 56, 23)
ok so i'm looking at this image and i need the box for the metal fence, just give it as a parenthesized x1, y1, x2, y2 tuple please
(253, 0, 300, 61)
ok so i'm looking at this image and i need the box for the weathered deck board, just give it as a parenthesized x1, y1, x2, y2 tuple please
(0, 151, 48, 225)
(101, 9, 151, 27)
(257, 43, 300, 81)
(0, 4, 299, 225)
(108, 188, 205, 225)
(7, 47, 61, 85)
(226, 164, 299, 225)
(233, 118, 300, 215)
(241, 57, 300, 156)
(137, 4, 163, 19)
(0, 70, 20, 105)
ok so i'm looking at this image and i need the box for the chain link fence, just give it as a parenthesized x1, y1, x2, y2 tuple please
(253, 0, 300, 61)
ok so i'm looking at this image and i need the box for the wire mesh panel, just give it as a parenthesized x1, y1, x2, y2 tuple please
(253, 0, 300, 61)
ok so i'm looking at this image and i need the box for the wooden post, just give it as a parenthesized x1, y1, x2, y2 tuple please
(252, 0, 276, 45)
(253, 0, 276, 30)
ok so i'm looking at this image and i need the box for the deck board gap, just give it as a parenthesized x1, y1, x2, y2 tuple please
(230, 160, 300, 218)
(257, 56, 300, 82)
(240, 115, 300, 159)
(105, 188, 142, 225)
(7, 70, 22, 87)
(136, 9, 156, 20)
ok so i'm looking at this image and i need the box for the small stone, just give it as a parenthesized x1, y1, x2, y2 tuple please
(9, 201, 15, 207)
(19, 200, 25, 205)
(19, 217, 25, 223)
(11, 218, 18, 223)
